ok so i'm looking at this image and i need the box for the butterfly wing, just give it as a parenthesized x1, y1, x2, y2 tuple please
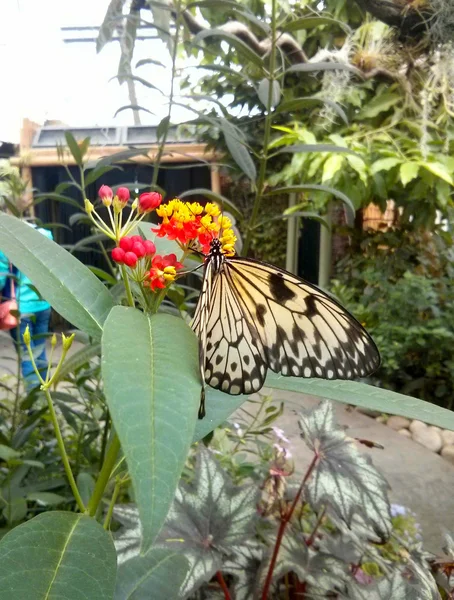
(223, 257, 380, 381)
(192, 259, 267, 397)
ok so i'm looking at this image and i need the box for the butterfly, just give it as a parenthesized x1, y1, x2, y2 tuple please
(191, 237, 380, 419)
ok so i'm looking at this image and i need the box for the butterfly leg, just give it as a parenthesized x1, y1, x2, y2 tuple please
(198, 387, 206, 419)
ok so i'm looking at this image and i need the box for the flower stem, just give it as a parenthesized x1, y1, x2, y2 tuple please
(43, 387, 86, 513)
(87, 433, 121, 517)
(260, 452, 319, 600)
(216, 571, 231, 600)
(242, 0, 277, 256)
(103, 475, 122, 530)
(120, 264, 135, 307)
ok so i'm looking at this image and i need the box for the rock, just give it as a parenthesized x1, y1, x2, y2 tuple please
(398, 428, 412, 438)
(409, 420, 427, 434)
(441, 445, 454, 465)
(412, 427, 443, 453)
(442, 430, 454, 447)
(387, 416, 411, 431)
(376, 416, 387, 424)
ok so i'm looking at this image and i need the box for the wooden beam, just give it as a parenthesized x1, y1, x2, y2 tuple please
(11, 143, 218, 167)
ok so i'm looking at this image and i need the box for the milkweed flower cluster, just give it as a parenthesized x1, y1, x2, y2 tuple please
(84, 185, 163, 243)
(86, 186, 237, 297)
(153, 199, 237, 256)
(110, 235, 183, 290)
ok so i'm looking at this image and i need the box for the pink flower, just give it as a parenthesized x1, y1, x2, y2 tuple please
(116, 187, 130, 203)
(139, 192, 162, 214)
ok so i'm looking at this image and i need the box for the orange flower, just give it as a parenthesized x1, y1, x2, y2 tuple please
(146, 254, 183, 291)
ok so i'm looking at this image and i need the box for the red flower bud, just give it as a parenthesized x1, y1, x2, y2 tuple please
(143, 240, 156, 256)
(119, 237, 133, 252)
(132, 241, 146, 258)
(116, 187, 130, 203)
(139, 192, 162, 213)
(111, 247, 125, 263)
(99, 185, 113, 200)
(124, 252, 138, 268)
(129, 235, 143, 244)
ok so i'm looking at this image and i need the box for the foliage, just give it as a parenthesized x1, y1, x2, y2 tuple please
(113, 400, 450, 599)
(332, 227, 454, 407)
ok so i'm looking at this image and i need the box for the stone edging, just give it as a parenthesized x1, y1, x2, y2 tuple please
(377, 415, 454, 463)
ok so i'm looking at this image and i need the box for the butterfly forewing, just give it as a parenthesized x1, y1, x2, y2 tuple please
(227, 258, 379, 380)
(191, 244, 380, 404)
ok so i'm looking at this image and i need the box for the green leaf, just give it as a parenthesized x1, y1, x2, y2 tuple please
(115, 548, 188, 600)
(322, 154, 344, 182)
(273, 144, 357, 157)
(97, 0, 128, 52)
(0, 215, 115, 339)
(283, 16, 351, 33)
(178, 188, 242, 219)
(265, 185, 355, 220)
(371, 158, 402, 174)
(33, 193, 82, 210)
(400, 162, 420, 187)
(77, 472, 96, 507)
(266, 373, 454, 431)
(357, 92, 401, 119)
(220, 121, 257, 181)
(419, 161, 454, 185)
(84, 165, 118, 187)
(345, 154, 368, 184)
(0, 445, 20, 462)
(2, 498, 27, 524)
(96, 147, 153, 167)
(192, 28, 264, 70)
(0, 512, 117, 599)
(102, 308, 200, 551)
(299, 401, 391, 540)
(64, 131, 83, 167)
(275, 97, 348, 124)
(158, 446, 259, 597)
(259, 530, 348, 592)
(26, 492, 66, 505)
(257, 79, 281, 109)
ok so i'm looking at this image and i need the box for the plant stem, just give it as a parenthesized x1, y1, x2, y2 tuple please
(43, 387, 86, 513)
(10, 320, 22, 441)
(261, 452, 319, 600)
(216, 571, 231, 600)
(242, 0, 277, 256)
(103, 476, 122, 530)
(120, 264, 135, 307)
(306, 505, 326, 547)
(87, 433, 121, 517)
(99, 411, 111, 470)
(151, 0, 181, 187)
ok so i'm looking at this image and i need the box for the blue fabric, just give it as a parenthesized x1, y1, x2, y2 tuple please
(0, 224, 53, 314)
(10, 308, 52, 389)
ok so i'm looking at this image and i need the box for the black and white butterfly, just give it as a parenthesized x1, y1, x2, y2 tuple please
(192, 237, 380, 418)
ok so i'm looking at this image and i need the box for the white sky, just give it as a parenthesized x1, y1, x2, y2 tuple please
(0, 0, 193, 143)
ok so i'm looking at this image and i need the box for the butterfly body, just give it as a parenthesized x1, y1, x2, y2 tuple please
(192, 238, 380, 418)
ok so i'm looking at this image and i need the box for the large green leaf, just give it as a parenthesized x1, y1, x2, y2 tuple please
(267, 373, 454, 431)
(115, 548, 188, 600)
(193, 372, 454, 441)
(299, 401, 391, 540)
(0, 512, 116, 599)
(0, 215, 115, 339)
(102, 308, 200, 551)
(157, 446, 259, 598)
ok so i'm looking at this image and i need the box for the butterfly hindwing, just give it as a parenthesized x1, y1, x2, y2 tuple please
(194, 261, 266, 395)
